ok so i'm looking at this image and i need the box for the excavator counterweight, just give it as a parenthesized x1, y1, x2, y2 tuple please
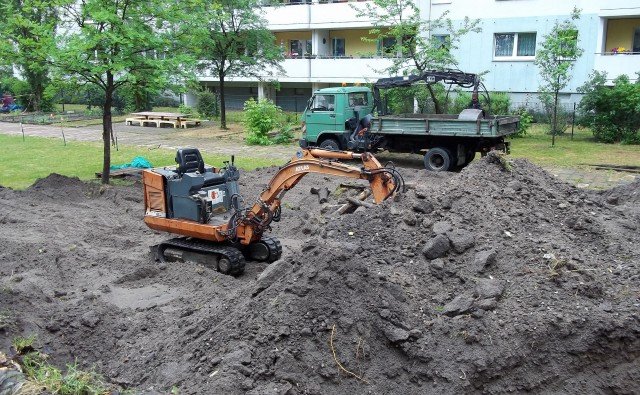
(142, 147, 403, 275)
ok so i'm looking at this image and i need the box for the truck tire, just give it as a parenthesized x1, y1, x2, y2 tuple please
(424, 147, 453, 172)
(319, 138, 340, 151)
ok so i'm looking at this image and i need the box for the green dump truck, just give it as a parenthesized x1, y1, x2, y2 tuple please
(299, 70, 520, 171)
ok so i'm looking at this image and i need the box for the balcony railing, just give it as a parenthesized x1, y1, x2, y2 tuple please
(593, 52, 640, 81)
(262, 0, 368, 5)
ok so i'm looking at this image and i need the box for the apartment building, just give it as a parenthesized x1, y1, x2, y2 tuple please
(188, 0, 640, 111)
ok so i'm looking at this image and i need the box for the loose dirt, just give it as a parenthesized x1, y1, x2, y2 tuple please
(1, 154, 639, 394)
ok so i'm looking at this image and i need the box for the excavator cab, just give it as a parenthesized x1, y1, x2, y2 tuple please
(144, 148, 239, 224)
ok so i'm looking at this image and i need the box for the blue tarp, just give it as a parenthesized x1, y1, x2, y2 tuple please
(110, 156, 153, 170)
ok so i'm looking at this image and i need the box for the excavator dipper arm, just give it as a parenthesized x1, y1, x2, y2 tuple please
(228, 148, 402, 244)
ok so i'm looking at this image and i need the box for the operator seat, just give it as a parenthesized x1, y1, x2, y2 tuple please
(175, 148, 225, 187)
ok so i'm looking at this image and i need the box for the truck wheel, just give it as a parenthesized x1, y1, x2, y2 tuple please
(319, 138, 340, 151)
(424, 147, 453, 172)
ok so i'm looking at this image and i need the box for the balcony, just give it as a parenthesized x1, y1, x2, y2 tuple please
(263, 1, 379, 30)
(595, 16, 640, 80)
(222, 56, 394, 83)
(593, 52, 640, 81)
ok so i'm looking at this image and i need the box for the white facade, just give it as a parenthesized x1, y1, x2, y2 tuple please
(191, 0, 640, 111)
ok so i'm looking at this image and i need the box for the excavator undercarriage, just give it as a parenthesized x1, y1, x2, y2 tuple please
(143, 147, 403, 275)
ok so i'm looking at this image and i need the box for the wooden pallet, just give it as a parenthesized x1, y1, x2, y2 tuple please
(95, 167, 144, 179)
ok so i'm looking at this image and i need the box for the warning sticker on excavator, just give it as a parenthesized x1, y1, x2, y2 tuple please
(209, 188, 225, 204)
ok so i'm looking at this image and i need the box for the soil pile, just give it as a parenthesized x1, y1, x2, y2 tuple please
(0, 157, 639, 394)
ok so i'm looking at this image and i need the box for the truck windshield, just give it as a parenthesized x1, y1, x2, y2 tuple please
(310, 94, 335, 111)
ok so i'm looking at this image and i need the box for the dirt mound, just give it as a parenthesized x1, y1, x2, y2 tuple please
(600, 177, 640, 206)
(1, 160, 639, 394)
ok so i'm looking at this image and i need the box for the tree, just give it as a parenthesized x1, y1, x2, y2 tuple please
(578, 71, 640, 144)
(184, 0, 283, 129)
(354, 0, 480, 113)
(535, 7, 584, 146)
(0, 0, 58, 111)
(56, 0, 185, 184)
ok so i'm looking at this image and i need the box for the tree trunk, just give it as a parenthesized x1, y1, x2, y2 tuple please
(101, 72, 114, 185)
(219, 71, 227, 129)
(426, 84, 442, 114)
(23, 69, 46, 112)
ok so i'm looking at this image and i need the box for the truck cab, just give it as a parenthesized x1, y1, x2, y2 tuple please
(300, 87, 373, 151)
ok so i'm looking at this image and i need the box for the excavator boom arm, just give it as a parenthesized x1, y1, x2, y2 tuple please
(234, 149, 401, 244)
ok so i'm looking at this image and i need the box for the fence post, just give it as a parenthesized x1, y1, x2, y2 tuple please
(20, 116, 25, 141)
(571, 102, 576, 140)
(60, 117, 66, 146)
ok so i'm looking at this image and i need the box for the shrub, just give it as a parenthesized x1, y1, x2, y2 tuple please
(449, 91, 510, 115)
(450, 91, 472, 114)
(578, 71, 640, 144)
(178, 104, 194, 116)
(510, 106, 533, 137)
(539, 93, 571, 134)
(272, 124, 295, 144)
(486, 92, 510, 115)
(243, 98, 282, 146)
(152, 94, 180, 108)
(196, 90, 219, 118)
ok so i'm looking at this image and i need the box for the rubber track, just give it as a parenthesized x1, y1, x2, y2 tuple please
(156, 237, 246, 275)
(260, 236, 283, 262)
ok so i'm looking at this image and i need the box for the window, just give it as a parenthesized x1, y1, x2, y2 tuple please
(634, 28, 640, 53)
(433, 34, 450, 51)
(289, 39, 312, 57)
(332, 38, 345, 57)
(348, 92, 368, 107)
(311, 94, 335, 111)
(494, 32, 537, 59)
(377, 37, 396, 56)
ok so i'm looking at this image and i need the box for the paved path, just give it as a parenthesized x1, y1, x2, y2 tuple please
(1, 121, 635, 189)
(0, 120, 294, 160)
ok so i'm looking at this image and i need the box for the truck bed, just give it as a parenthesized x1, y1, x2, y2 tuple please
(370, 114, 519, 138)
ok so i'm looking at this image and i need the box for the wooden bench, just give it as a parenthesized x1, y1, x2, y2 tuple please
(125, 117, 147, 126)
(179, 119, 203, 128)
(157, 119, 179, 128)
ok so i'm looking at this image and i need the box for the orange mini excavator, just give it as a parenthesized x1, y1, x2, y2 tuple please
(142, 147, 403, 275)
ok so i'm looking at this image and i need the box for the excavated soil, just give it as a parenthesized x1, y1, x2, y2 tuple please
(1, 155, 639, 394)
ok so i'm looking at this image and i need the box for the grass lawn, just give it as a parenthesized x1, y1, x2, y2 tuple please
(509, 124, 640, 167)
(0, 134, 280, 189)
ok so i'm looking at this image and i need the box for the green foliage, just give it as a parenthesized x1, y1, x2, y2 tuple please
(354, 0, 481, 113)
(153, 95, 180, 108)
(54, 0, 190, 182)
(272, 124, 295, 144)
(578, 71, 640, 144)
(539, 93, 571, 134)
(183, 0, 284, 128)
(178, 104, 194, 116)
(487, 92, 510, 115)
(21, 351, 108, 395)
(0, 0, 57, 111)
(535, 7, 584, 138)
(510, 106, 533, 137)
(449, 91, 510, 115)
(382, 84, 451, 114)
(196, 90, 219, 118)
(243, 98, 282, 145)
(12, 334, 36, 353)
